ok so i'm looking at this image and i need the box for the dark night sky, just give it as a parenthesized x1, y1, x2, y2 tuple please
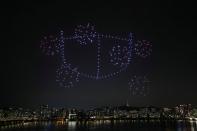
(1, 1, 196, 109)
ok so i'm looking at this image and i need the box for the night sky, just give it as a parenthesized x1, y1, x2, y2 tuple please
(1, 1, 196, 109)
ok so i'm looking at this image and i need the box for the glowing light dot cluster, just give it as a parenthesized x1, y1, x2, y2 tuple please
(109, 44, 131, 68)
(128, 75, 150, 96)
(96, 38, 101, 79)
(74, 23, 97, 45)
(40, 35, 59, 56)
(56, 64, 80, 88)
(134, 40, 152, 58)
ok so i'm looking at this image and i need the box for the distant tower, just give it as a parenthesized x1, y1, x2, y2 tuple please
(126, 100, 129, 107)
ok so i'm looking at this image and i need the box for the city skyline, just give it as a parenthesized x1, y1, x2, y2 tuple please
(1, 104, 196, 121)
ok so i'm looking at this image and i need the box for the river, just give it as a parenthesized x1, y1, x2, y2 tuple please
(1, 120, 197, 131)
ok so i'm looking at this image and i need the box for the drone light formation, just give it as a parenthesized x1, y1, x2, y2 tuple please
(56, 64, 80, 88)
(128, 75, 150, 96)
(134, 40, 152, 58)
(40, 36, 59, 56)
(74, 23, 97, 45)
(40, 23, 152, 96)
(109, 43, 132, 68)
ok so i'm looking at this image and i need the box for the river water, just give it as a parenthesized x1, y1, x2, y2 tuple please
(1, 120, 197, 131)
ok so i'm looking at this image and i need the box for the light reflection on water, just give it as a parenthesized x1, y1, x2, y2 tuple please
(176, 120, 197, 131)
(1, 120, 197, 131)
